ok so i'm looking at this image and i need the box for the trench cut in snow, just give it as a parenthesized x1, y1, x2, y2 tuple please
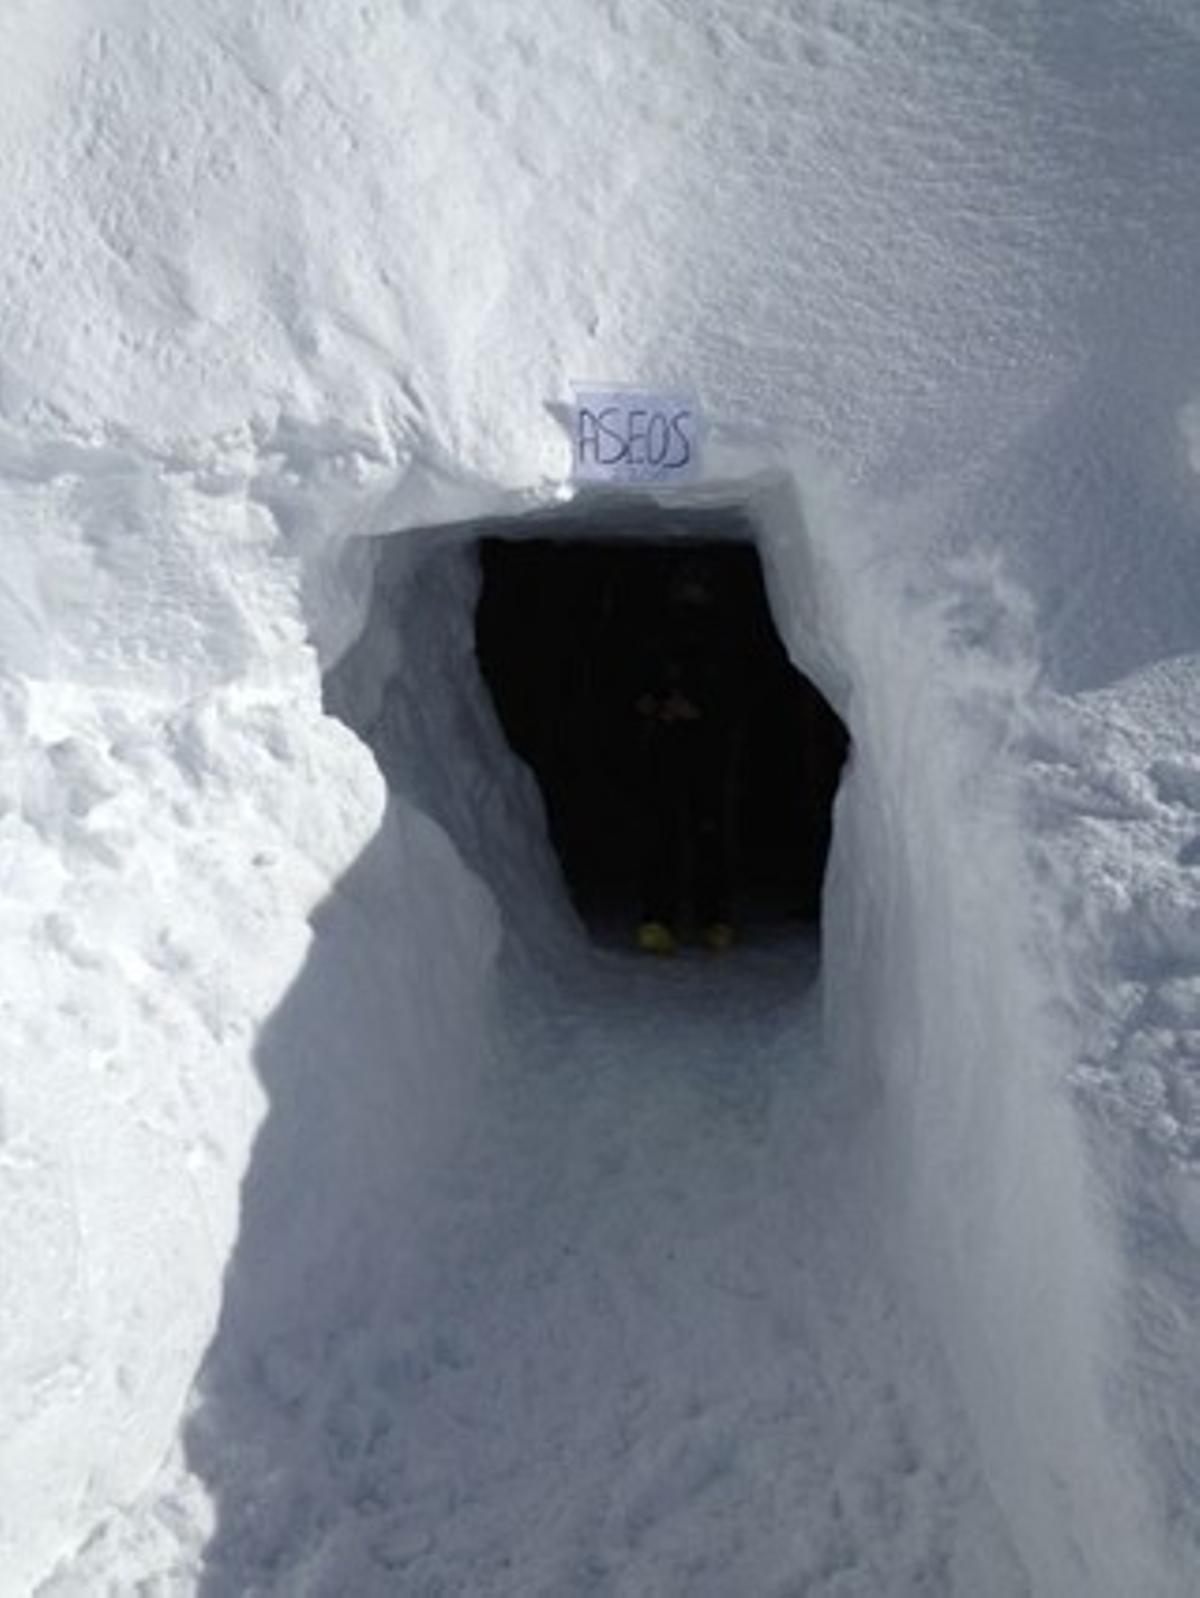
(7, 0, 1200, 1589)
(36, 465, 1169, 1596)
(319, 483, 1165, 1598)
(174, 489, 1038, 1596)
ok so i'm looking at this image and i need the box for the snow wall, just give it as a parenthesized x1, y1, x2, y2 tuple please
(3, 2, 1200, 1592)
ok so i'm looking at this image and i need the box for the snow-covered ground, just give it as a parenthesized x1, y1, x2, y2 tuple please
(49, 931, 1030, 1596)
(4, 0, 1200, 1593)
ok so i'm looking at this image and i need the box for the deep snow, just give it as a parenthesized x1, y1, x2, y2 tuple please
(3, 0, 1200, 1593)
(179, 933, 1029, 1596)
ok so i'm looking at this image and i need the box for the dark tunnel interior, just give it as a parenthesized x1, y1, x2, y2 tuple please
(474, 527, 849, 943)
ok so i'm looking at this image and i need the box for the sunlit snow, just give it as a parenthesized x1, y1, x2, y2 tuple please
(3, 2, 1200, 1595)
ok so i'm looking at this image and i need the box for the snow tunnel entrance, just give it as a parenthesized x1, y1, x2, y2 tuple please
(474, 517, 848, 941)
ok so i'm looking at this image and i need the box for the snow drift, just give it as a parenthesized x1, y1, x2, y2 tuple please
(3, 1, 1200, 1592)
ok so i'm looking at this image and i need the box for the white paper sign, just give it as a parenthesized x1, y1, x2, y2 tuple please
(571, 387, 701, 484)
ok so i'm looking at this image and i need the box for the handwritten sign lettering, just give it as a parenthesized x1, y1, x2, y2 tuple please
(571, 387, 701, 484)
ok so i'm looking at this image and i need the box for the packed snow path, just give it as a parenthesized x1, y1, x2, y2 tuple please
(181, 932, 1027, 1597)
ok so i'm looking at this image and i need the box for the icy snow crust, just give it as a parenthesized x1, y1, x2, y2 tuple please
(3, 0, 1200, 1592)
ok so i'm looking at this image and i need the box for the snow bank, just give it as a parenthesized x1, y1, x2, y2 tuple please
(811, 509, 1164, 1592)
(3, 0, 1200, 1591)
(0, 448, 381, 1590)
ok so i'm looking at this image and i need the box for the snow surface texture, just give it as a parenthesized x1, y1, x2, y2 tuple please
(3, 0, 1200, 1593)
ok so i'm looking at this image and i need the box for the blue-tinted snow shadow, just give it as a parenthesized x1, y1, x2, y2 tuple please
(183, 802, 832, 1594)
(184, 797, 500, 1595)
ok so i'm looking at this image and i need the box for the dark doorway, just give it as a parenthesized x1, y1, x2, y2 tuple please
(474, 523, 848, 942)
